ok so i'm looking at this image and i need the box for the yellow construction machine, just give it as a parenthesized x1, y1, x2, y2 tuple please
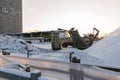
(51, 27, 99, 50)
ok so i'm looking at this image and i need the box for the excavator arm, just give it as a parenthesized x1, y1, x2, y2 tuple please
(93, 28, 99, 40)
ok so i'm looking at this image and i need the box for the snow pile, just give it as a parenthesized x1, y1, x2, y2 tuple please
(85, 27, 120, 66)
(0, 35, 52, 55)
(0, 35, 26, 49)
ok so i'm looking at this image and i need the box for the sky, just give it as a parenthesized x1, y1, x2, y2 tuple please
(22, 0, 120, 36)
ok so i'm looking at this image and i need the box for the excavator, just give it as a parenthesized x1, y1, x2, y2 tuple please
(62, 27, 99, 50)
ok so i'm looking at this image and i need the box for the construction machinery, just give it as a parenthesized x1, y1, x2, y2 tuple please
(51, 31, 62, 50)
(62, 27, 99, 50)
(51, 27, 99, 50)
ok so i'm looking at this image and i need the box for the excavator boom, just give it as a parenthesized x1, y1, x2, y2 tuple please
(93, 28, 99, 40)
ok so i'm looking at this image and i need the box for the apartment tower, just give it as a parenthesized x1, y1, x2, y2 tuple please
(0, 0, 22, 34)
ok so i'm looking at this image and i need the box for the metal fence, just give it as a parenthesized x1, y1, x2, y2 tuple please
(6, 56, 120, 80)
(0, 68, 41, 80)
(0, 48, 71, 62)
(0, 55, 58, 80)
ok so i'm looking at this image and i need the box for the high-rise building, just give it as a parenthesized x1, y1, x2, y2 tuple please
(0, 0, 22, 34)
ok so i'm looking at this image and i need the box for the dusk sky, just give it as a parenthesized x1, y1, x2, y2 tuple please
(23, 0, 120, 36)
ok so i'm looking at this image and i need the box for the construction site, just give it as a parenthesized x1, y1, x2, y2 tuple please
(51, 27, 100, 50)
(1, 27, 120, 80)
(1, 0, 120, 80)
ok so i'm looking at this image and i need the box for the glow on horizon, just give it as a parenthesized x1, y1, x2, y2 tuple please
(23, 0, 120, 36)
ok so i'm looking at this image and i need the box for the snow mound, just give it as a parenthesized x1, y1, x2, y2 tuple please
(0, 35, 27, 49)
(0, 35, 52, 55)
(85, 27, 120, 66)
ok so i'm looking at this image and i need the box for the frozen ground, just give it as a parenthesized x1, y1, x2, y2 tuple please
(11, 42, 103, 65)
(1, 27, 120, 67)
(32, 43, 104, 64)
(1, 27, 120, 80)
(0, 34, 103, 65)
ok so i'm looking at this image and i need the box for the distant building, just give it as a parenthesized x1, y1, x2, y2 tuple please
(0, 0, 22, 34)
(8, 31, 52, 44)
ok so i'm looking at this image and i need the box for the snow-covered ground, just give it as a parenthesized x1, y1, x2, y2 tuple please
(0, 34, 103, 65)
(1, 27, 120, 67)
(30, 43, 103, 64)
(1, 27, 120, 79)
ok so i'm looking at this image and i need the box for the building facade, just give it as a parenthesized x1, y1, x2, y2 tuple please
(0, 0, 22, 34)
